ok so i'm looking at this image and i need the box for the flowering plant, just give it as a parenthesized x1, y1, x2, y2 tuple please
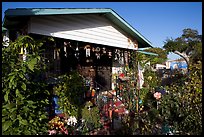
(48, 115, 78, 135)
(154, 92, 161, 100)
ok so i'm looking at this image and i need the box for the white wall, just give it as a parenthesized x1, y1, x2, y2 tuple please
(156, 64, 166, 69)
(28, 14, 137, 50)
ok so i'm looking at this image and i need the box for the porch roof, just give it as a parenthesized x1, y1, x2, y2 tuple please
(3, 8, 154, 49)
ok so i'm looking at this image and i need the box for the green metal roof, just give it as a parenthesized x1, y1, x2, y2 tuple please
(137, 50, 158, 56)
(3, 8, 153, 48)
(2, 26, 7, 32)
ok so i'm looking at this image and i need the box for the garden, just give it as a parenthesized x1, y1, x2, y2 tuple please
(2, 28, 202, 135)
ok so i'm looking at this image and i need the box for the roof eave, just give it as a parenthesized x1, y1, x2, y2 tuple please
(3, 8, 153, 48)
(106, 10, 153, 48)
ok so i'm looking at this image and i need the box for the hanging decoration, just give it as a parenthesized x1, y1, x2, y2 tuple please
(108, 50, 112, 58)
(76, 44, 79, 52)
(124, 51, 128, 66)
(84, 45, 91, 57)
(119, 51, 124, 65)
(23, 47, 27, 62)
(134, 40, 138, 50)
(92, 47, 95, 52)
(127, 38, 131, 48)
(102, 47, 106, 55)
(114, 49, 119, 61)
(128, 38, 138, 50)
(95, 47, 101, 59)
(63, 43, 67, 57)
(75, 42, 80, 60)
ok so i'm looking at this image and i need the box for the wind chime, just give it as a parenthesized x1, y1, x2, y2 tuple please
(95, 47, 101, 59)
(75, 42, 80, 60)
(108, 49, 112, 58)
(84, 45, 92, 63)
(124, 51, 129, 66)
(102, 47, 106, 55)
(120, 51, 124, 65)
(114, 49, 119, 61)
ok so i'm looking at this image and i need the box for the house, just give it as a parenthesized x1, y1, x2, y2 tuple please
(166, 59, 187, 70)
(3, 8, 153, 92)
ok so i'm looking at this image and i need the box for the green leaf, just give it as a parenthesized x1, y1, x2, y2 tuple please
(16, 89, 22, 98)
(9, 75, 15, 83)
(8, 107, 17, 113)
(24, 130, 31, 135)
(27, 58, 37, 71)
(3, 103, 15, 110)
(2, 120, 12, 132)
(2, 109, 8, 117)
(19, 73, 24, 79)
(21, 83, 26, 91)
(10, 113, 17, 121)
(27, 100, 34, 104)
(36, 55, 41, 61)
(29, 119, 34, 123)
(4, 92, 9, 102)
(20, 119, 28, 125)
(9, 81, 13, 89)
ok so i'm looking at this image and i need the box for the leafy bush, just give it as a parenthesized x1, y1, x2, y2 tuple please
(53, 71, 88, 117)
(159, 61, 202, 135)
(2, 35, 53, 135)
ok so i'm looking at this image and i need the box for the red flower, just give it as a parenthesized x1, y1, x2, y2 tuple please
(119, 73, 125, 78)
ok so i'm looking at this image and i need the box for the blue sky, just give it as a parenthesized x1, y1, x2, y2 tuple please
(2, 2, 202, 60)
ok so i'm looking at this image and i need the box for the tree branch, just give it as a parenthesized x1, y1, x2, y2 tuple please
(173, 51, 189, 72)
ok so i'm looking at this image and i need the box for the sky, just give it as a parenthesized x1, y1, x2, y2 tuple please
(2, 2, 202, 60)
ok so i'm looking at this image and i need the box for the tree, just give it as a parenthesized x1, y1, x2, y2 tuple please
(2, 35, 54, 135)
(160, 28, 202, 135)
(143, 47, 168, 67)
(163, 28, 202, 71)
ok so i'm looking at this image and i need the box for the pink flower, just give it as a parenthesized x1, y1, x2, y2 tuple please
(154, 92, 161, 100)
(48, 130, 56, 135)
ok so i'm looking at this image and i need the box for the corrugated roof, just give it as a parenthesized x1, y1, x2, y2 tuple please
(2, 26, 7, 32)
(3, 8, 153, 48)
(137, 50, 158, 56)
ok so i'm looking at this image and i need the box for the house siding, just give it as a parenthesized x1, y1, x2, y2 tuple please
(28, 14, 137, 49)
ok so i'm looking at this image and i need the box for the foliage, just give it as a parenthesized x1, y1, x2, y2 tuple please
(163, 28, 202, 70)
(136, 51, 162, 105)
(159, 61, 202, 135)
(81, 101, 103, 134)
(164, 28, 201, 54)
(119, 32, 202, 135)
(53, 71, 88, 117)
(2, 35, 53, 135)
(143, 47, 168, 65)
(114, 50, 164, 135)
(160, 28, 202, 135)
